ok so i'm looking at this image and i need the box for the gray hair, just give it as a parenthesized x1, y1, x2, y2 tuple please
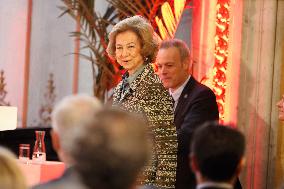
(51, 94, 102, 151)
(69, 107, 151, 189)
(107, 15, 159, 63)
(159, 39, 190, 63)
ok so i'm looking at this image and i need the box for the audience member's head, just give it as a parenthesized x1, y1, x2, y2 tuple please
(190, 122, 245, 185)
(51, 94, 102, 165)
(68, 107, 151, 189)
(277, 94, 284, 121)
(0, 146, 27, 189)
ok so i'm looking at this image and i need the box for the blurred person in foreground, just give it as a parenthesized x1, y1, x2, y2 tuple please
(277, 94, 284, 121)
(33, 94, 102, 189)
(0, 146, 27, 189)
(156, 39, 219, 189)
(190, 122, 246, 189)
(277, 95, 284, 189)
(68, 107, 151, 189)
(107, 15, 177, 188)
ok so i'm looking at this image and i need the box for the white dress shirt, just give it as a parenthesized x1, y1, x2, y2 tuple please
(197, 181, 233, 189)
(169, 75, 191, 110)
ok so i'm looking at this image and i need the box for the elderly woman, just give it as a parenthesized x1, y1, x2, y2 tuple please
(107, 16, 177, 188)
(277, 94, 284, 121)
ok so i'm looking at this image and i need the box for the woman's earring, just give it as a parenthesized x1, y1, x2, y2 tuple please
(144, 56, 149, 63)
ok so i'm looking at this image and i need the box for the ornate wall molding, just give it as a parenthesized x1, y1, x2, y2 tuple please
(37, 73, 56, 127)
(0, 70, 10, 106)
(238, 0, 281, 188)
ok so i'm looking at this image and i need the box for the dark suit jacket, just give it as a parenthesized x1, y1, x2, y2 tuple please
(174, 76, 219, 189)
(174, 77, 242, 189)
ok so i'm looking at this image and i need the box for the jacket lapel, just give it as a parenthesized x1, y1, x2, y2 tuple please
(129, 64, 151, 94)
(113, 81, 122, 103)
(174, 77, 197, 126)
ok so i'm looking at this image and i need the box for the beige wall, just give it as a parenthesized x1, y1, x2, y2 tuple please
(0, 0, 29, 126)
(0, 0, 108, 127)
(238, 0, 284, 188)
(27, 0, 75, 127)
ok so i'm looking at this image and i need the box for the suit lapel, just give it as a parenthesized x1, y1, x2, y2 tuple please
(174, 77, 197, 127)
(129, 64, 151, 94)
(113, 82, 123, 103)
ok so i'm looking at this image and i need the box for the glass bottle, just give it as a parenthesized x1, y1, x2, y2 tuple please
(32, 131, 46, 162)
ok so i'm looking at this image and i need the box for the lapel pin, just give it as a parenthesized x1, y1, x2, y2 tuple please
(184, 94, 188, 98)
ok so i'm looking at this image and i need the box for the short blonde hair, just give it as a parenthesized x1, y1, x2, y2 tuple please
(0, 147, 27, 189)
(107, 15, 159, 63)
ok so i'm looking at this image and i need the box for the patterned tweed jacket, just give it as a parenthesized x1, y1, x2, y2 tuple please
(113, 64, 177, 189)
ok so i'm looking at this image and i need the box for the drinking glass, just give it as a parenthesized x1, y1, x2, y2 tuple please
(19, 144, 30, 163)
